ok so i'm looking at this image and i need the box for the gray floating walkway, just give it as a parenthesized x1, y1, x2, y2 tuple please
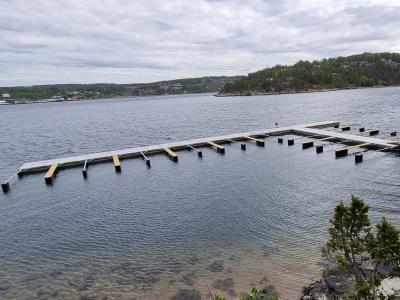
(18, 121, 336, 174)
(293, 127, 395, 148)
(15, 120, 398, 176)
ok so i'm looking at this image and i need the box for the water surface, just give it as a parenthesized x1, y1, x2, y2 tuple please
(0, 88, 399, 299)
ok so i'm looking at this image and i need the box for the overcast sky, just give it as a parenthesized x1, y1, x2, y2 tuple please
(1, 0, 399, 86)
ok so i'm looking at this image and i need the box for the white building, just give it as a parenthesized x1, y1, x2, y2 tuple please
(2, 93, 10, 98)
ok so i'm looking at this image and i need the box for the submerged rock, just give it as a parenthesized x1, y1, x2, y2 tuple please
(0, 280, 10, 291)
(110, 261, 140, 275)
(170, 289, 202, 300)
(212, 277, 234, 291)
(80, 295, 109, 300)
(187, 255, 200, 266)
(115, 265, 164, 290)
(49, 270, 63, 277)
(36, 287, 59, 300)
(111, 262, 165, 290)
(181, 271, 197, 286)
(135, 266, 164, 288)
(228, 254, 239, 261)
(207, 260, 224, 272)
(227, 288, 237, 297)
(78, 273, 96, 291)
(163, 257, 183, 274)
(262, 244, 280, 257)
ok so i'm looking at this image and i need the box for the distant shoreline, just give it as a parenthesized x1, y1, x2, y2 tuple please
(0, 92, 209, 105)
(1, 85, 399, 105)
(214, 84, 400, 97)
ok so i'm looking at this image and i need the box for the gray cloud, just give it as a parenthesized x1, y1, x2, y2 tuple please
(0, 0, 399, 86)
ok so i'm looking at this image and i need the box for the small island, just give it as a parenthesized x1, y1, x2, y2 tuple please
(217, 52, 400, 96)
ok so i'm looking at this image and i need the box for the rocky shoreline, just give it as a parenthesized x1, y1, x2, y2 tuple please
(215, 85, 399, 98)
(301, 263, 400, 299)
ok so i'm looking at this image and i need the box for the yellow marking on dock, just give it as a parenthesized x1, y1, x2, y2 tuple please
(245, 136, 265, 146)
(207, 141, 225, 152)
(44, 164, 58, 184)
(112, 155, 120, 168)
(246, 136, 263, 143)
(304, 136, 335, 143)
(335, 142, 371, 157)
(164, 147, 178, 161)
(336, 142, 371, 152)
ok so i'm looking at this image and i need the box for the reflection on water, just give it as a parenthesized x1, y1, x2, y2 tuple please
(0, 88, 399, 299)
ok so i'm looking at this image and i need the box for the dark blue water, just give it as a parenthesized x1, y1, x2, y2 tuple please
(0, 88, 399, 299)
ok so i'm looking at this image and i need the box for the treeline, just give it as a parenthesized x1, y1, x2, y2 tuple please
(220, 52, 400, 95)
(0, 76, 242, 101)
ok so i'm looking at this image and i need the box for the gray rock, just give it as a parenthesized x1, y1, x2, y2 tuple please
(207, 260, 224, 272)
(212, 277, 234, 291)
(0, 280, 10, 291)
(170, 289, 202, 300)
(324, 268, 354, 295)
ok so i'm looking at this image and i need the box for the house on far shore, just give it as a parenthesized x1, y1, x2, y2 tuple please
(2, 93, 10, 98)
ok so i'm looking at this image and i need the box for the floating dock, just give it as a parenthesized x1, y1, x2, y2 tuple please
(2, 121, 399, 192)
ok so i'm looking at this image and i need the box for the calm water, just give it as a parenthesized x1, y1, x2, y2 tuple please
(0, 88, 399, 299)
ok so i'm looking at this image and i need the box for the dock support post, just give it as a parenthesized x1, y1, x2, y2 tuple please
(334, 124, 339, 128)
(302, 141, 314, 149)
(369, 129, 379, 136)
(246, 136, 265, 146)
(335, 142, 370, 158)
(342, 126, 351, 131)
(82, 160, 88, 179)
(278, 138, 283, 144)
(288, 139, 294, 146)
(141, 152, 151, 168)
(316, 145, 324, 153)
(164, 147, 178, 162)
(1, 182, 10, 193)
(335, 149, 348, 158)
(355, 153, 363, 163)
(359, 127, 365, 132)
(44, 164, 58, 185)
(391, 131, 397, 137)
(113, 155, 121, 173)
(187, 145, 202, 158)
(241, 143, 246, 150)
(207, 141, 225, 154)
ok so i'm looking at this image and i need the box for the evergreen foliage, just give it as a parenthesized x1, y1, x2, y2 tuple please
(221, 53, 400, 94)
(325, 196, 400, 299)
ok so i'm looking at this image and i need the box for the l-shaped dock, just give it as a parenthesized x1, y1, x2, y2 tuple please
(2, 121, 399, 193)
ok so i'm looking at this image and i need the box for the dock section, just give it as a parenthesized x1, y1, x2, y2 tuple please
(246, 136, 265, 146)
(14, 121, 398, 177)
(164, 147, 178, 162)
(207, 141, 225, 154)
(44, 164, 58, 184)
(292, 127, 394, 149)
(335, 143, 371, 157)
(3, 120, 400, 192)
(113, 155, 121, 172)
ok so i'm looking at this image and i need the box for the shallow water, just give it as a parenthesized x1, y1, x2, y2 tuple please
(0, 87, 399, 299)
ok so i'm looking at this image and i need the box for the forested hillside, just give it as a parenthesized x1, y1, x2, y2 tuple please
(219, 53, 400, 96)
